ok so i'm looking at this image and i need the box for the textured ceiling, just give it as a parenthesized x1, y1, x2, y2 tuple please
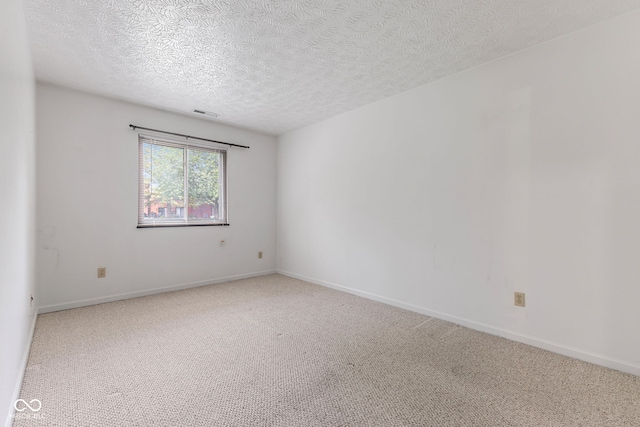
(25, 0, 640, 135)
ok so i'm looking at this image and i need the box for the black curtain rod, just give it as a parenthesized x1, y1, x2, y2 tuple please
(129, 124, 250, 149)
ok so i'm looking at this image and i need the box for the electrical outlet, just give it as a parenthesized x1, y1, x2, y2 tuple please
(258, 251, 263, 259)
(514, 292, 525, 307)
(97, 267, 106, 279)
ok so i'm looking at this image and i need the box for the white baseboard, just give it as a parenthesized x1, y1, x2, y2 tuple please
(38, 270, 277, 314)
(277, 269, 640, 377)
(5, 311, 38, 427)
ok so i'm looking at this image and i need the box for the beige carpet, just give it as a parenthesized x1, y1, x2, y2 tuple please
(13, 274, 640, 426)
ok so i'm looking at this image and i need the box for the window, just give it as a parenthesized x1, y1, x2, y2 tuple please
(138, 135, 227, 227)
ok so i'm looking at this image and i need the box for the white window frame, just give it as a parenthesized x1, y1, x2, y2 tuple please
(138, 134, 228, 228)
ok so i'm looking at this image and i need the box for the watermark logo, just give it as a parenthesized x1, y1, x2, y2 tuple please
(13, 399, 45, 420)
(14, 399, 41, 412)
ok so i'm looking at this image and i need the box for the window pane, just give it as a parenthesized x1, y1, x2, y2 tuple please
(188, 148, 221, 220)
(143, 143, 185, 220)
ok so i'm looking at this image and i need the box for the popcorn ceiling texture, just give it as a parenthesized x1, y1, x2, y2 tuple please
(14, 275, 640, 426)
(25, 0, 640, 134)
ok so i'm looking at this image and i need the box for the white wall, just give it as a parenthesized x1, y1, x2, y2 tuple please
(0, 0, 37, 425)
(277, 10, 640, 375)
(36, 84, 277, 311)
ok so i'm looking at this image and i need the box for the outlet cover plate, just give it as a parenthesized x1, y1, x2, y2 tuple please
(514, 292, 525, 307)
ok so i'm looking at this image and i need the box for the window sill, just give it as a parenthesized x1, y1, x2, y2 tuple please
(137, 223, 229, 228)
